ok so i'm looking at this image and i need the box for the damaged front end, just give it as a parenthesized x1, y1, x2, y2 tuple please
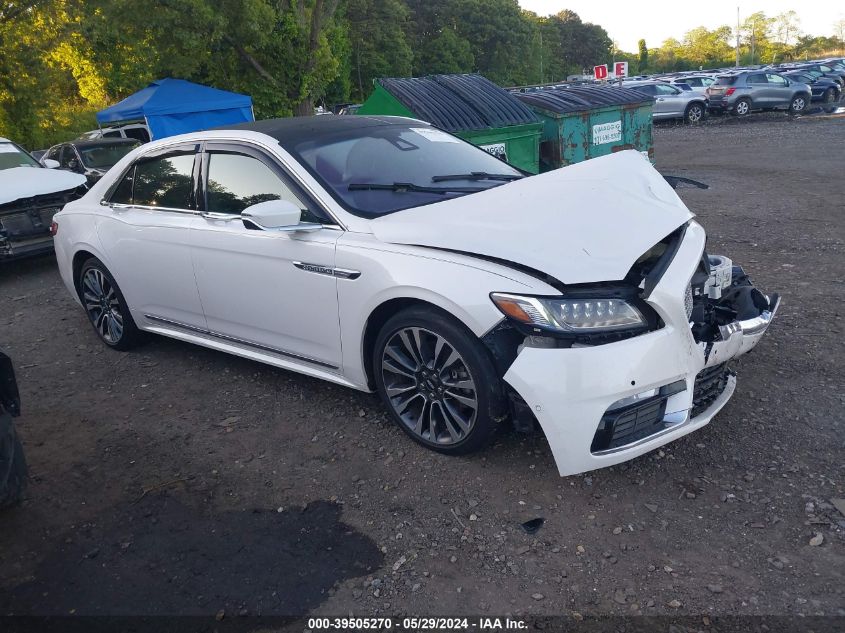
(0, 188, 83, 260)
(489, 220, 779, 474)
(687, 253, 780, 360)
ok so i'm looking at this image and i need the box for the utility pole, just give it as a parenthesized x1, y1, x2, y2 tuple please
(735, 6, 740, 67)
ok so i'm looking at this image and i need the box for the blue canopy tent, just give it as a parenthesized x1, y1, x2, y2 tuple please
(96, 78, 254, 140)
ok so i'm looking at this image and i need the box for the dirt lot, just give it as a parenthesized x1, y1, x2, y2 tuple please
(1, 113, 843, 626)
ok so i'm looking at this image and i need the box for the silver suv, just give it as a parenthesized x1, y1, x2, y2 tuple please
(706, 71, 811, 115)
(621, 81, 708, 123)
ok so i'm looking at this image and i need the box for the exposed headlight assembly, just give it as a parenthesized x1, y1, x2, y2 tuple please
(490, 292, 647, 334)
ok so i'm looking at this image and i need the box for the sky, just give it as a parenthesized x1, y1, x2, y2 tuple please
(518, 1, 844, 53)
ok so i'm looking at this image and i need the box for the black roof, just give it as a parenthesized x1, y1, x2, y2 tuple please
(515, 86, 651, 114)
(377, 74, 539, 132)
(223, 115, 423, 147)
(70, 138, 141, 148)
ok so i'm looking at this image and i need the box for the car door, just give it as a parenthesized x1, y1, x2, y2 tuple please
(96, 143, 208, 330)
(746, 73, 769, 106)
(190, 142, 343, 369)
(655, 84, 684, 116)
(765, 73, 791, 107)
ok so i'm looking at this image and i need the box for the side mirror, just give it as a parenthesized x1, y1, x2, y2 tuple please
(241, 199, 321, 232)
(43, 158, 59, 169)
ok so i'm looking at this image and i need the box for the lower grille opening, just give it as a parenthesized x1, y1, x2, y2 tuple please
(691, 363, 732, 418)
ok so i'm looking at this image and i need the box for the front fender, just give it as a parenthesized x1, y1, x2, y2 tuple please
(335, 234, 558, 389)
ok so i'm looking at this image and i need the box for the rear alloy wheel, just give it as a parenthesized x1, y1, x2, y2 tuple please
(374, 307, 505, 455)
(789, 94, 808, 113)
(79, 258, 142, 350)
(685, 102, 705, 124)
(734, 98, 751, 116)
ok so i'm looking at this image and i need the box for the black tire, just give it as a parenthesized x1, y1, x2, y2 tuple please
(373, 305, 506, 455)
(0, 413, 27, 509)
(789, 93, 808, 114)
(822, 87, 836, 103)
(78, 257, 143, 351)
(684, 102, 705, 124)
(733, 98, 751, 116)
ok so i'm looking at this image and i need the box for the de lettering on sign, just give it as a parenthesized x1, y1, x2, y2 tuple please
(593, 64, 608, 80)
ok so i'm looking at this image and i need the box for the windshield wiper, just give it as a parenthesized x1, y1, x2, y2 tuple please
(431, 171, 522, 183)
(347, 182, 485, 194)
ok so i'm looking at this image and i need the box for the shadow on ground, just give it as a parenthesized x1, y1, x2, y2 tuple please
(2, 495, 382, 617)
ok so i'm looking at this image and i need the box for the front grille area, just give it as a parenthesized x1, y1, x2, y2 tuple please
(691, 363, 731, 418)
(591, 395, 668, 452)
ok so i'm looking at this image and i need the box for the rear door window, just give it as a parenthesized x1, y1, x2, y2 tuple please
(766, 74, 787, 86)
(747, 74, 767, 85)
(132, 152, 196, 209)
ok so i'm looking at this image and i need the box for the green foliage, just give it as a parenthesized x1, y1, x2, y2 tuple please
(637, 39, 648, 73)
(2, 3, 841, 149)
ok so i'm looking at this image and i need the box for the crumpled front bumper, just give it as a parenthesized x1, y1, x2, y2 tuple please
(503, 221, 779, 477)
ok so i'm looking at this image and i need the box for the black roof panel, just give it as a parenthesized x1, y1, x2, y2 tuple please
(221, 115, 425, 148)
(378, 74, 539, 132)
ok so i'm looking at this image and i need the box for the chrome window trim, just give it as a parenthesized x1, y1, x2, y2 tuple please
(144, 314, 339, 369)
(199, 137, 347, 231)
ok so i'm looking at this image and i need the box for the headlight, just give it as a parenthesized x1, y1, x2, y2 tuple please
(490, 292, 647, 333)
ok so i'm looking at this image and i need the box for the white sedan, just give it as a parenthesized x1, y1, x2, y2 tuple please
(52, 116, 778, 476)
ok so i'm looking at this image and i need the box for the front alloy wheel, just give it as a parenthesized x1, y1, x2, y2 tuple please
(374, 307, 505, 455)
(382, 327, 477, 445)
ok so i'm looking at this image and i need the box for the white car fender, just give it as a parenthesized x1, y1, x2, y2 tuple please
(334, 233, 559, 389)
(53, 205, 111, 303)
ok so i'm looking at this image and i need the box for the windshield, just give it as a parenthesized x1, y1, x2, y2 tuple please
(0, 142, 41, 170)
(290, 125, 523, 217)
(77, 142, 140, 169)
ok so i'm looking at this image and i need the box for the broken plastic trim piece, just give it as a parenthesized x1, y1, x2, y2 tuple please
(719, 293, 781, 339)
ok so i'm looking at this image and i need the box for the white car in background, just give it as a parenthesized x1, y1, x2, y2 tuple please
(669, 75, 717, 96)
(51, 116, 778, 476)
(0, 137, 87, 260)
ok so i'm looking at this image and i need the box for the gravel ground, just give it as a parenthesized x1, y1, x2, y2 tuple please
(0, 113, 843, 624)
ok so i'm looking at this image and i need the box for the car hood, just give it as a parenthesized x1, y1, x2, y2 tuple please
(370, 150, 694, 285)
(0, 167, 86, 206)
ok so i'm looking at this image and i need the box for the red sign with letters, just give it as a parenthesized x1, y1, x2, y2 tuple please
(615, 62, 628, 78)
(593, 65, 608, 80)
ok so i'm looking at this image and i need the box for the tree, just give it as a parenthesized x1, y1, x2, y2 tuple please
(637, 38, 648, 73)
(346, 0, 413, 100)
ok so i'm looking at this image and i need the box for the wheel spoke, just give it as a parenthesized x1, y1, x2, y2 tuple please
(398, 330, 423, 368)
(393, 391, 423, 415)
(107, 314, 122, 341)
(431, 403, 459, 442)
(414, 400, 429, 436)
(384, 346, 416, 374)
(443, 378, 474, 390)
(445, 389, 477, 409)
(427, 401, 438, 441)
(386, 383, 416, 397)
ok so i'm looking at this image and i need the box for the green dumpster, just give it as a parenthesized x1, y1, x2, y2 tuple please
(357, 74, 543, 174)
(514, 86, 654, 172)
